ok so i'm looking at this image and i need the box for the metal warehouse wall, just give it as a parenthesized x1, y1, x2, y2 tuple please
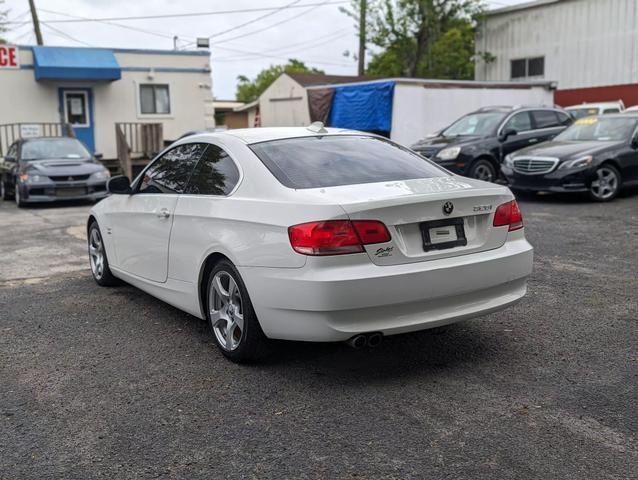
(475, 0, 638, 89)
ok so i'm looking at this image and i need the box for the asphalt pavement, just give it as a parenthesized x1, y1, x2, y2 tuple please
(1, 193, 637, 479)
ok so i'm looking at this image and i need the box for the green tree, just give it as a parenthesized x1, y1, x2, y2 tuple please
(235, 59, 324, 102)
(344, 0, 489, 80)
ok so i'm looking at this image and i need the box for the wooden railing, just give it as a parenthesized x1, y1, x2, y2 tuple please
(115, 122, 163, 178)
(0, 123, 75, 157)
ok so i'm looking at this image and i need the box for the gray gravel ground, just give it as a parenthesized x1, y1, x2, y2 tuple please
(1, 193, 637, 479)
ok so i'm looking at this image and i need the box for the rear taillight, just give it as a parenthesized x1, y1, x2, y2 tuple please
(352, 220, 391, 244)
(493, 200, 524, 231)
(288, 220, 391, 256)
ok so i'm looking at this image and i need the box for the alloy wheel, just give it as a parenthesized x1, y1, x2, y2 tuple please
(473, 163, 494, 182)
(209, 271, 244, 351)
(89, 228, 105, 280)
(590, 167, 619, 200)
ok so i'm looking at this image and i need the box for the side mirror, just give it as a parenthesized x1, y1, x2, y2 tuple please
(107, 175, 132, 194)
(4, 156, 16, 163)
(631, 134, 638, 149)
(499, 128, 518, 142)
(94, 152, 104, 160)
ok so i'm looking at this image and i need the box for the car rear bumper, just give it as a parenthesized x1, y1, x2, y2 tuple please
(240, 235, 533, 342)
(19, 182, 108, 203)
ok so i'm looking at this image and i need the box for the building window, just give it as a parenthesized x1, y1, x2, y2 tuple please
(140, 84, 170, 114)
(511, 57, 544, 79)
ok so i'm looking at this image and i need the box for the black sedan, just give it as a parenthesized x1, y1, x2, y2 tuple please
(502, 114, 638, 201)
(0, 137, 110, 207)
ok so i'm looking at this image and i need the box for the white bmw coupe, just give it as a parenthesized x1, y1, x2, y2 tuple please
(88, 126, 533, 362)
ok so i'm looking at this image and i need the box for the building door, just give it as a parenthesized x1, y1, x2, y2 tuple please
(58, 88, 95, 153)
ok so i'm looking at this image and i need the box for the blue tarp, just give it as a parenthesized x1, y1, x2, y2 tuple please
(328, 81, 394, 132)
(32, 46, 121, 81)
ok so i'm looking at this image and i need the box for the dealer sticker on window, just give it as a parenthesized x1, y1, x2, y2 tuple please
(576, 117, 598, 125)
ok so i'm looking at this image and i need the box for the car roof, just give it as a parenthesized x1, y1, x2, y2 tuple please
(594, 112, 638, 119)
(182, 127, 362, 145)
(566, 102, 623, 109)
(22, 136, 79, 142)
(474, 105, 563, 114)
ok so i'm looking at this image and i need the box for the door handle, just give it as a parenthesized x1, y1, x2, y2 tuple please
(528, 138, 539, 143)
(157, 208, 170, 219)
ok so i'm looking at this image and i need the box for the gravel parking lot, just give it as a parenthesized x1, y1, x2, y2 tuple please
(1, 193, 637, 479)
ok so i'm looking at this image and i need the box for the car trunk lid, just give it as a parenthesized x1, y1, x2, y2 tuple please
(296, 176, 514, 266)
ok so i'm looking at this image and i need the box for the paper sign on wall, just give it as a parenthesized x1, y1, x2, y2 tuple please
(70, 98, 84, 115)
(20, 124, 42, 138)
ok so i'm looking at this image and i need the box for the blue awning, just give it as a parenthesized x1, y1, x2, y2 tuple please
(32, 46, 121, 81)
(328, 81, 395, 132)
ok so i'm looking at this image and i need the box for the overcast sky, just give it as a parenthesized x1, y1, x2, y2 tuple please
(3, 0, 526, 100)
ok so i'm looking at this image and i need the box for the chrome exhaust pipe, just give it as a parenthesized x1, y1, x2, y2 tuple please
(347, 334, 367, 349)
(367, 332, 383, 348)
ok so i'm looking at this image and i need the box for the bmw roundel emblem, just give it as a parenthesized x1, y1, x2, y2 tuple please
(442, 201, 454, 216)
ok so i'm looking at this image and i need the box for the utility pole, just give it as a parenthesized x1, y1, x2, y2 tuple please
(28, 0, 44, 45)
(357, 0, 367, 76)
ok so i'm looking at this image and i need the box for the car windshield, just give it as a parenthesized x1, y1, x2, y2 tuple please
(441, 112, 507, 137)
(555, 117, 637, 142)
(567, 108, 600, 119)
(21, 138, 91, 161)
(250, 135, 447, 189)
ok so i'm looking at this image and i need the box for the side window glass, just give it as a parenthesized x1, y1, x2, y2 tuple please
(138, 143, 205, 194)
(603, 108, 619, 114)
(6, 144, 17, 160)
(504, 112, 532, 133)
(186, 144, 240, 196)
(557, 112, 573, 126)
(532, 110, 560, 129)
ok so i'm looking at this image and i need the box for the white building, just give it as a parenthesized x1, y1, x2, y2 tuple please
(0, 45, 213, 160)
(475, 0, 638, 107)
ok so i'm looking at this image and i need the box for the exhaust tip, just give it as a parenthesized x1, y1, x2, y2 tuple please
(367, 332, 383, 348)
(347, 334, 367, 349)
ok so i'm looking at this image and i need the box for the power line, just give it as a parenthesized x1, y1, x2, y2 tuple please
(182, 0, 329, 49)
(212, 44, 352, 67)
(2, 1, 349, 25)
(218, 27, 351, 57)
(214, 30, 352, 62)
(208, 0, 302, 40)
(41, 22, 93, 47)
(38, 8, 193, 41)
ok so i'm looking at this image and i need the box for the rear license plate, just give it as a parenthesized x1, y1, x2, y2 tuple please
(56, 187, 86, 198)
(420, 218, 467, 252)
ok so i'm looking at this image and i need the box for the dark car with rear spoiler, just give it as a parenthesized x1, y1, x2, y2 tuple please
(0, 137, 111, 207)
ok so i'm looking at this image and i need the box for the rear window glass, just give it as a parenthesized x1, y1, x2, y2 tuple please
(250, 135, 447, 189)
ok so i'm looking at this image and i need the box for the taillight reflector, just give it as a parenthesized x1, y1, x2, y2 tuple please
(352, 220, 391, 245)
(288, 220, 391, 256)
(493, 200, 524, 231)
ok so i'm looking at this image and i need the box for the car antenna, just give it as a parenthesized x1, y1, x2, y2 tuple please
(307, 121, 327, 134)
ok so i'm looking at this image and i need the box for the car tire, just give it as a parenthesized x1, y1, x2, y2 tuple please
(469, 159, 497, 182)
(589, 164, 621, 202)
(206, 260, 269, 363)
(88, 222, 119, 286)
(15, 184, 24, 208)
